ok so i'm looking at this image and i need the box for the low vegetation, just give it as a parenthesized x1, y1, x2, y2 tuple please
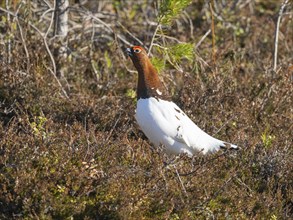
(0, 0, 292, 219)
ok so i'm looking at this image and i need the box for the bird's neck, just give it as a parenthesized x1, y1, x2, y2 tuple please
(136, 61, 162, 99)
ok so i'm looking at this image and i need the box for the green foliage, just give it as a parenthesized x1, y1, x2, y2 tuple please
(261, 127, 275, 148)
(151, 43, 194, 71)
(1, 15, 7, 23)
(151, 56, 165, 73)
(159, 0, 192, 25)
(235, 23, 245, 37)
(168, 43, 194, 63)
(170, 213, 180, 220)
(30, 116, 48, 138)
(104, 51, 112, 69)
(126, 88, 136, 99)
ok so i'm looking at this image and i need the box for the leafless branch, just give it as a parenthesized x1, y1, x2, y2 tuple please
(0, 6, 69, 99)
(148, 23, 161, 55)
(174, 164, 187, 195)
(273, 0, 289, 72)
(85, 12, 132, 46)
(7, 1, 30, 69)
(209, 2, 216, 65)
(183, 11, 194, 38)
(16, 19, 30, 71)
(156, 34, 183, 43)
(6, 0, 11, 65)
(117, 21, 144, 46)
(195, 29, 211, 49)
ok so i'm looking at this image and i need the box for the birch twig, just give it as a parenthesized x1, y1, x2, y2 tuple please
(273, 0, 289, 72)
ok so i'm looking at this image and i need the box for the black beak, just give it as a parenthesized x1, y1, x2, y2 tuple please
(126, 48, 132, 57)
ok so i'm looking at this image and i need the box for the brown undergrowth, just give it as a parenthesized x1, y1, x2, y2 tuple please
(0, 1, 292, 219)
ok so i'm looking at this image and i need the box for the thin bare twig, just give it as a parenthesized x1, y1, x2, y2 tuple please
(39, 8, 54, 22)
(152, 43, 168, 50)
(213, 115, 237, 136)
(209, 1, 216, 65)
(176, 152, 226, 176)
(12, 1, 30, 71)
(43, 1, 69, 98)
(273, 0, 289, 72)
(42, 0, 53, 8)
(148, 23, 160, 56)
(16, 19, 30, 71)
(117, 21, 144, 46)
(0, 6, 69, 99)
(183, 11, 194, 38)
(6, 0, 11, 65)
(105, 112, 121, 143)
(195, 29, 211, 49)
(87, 13, 132, 46)
(174, 165, 188, 195)
(156, 34, 183, 43)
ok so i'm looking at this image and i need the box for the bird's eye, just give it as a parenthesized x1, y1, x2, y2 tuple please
(134, 48, 141, 53)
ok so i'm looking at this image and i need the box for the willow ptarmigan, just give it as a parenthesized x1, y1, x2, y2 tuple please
(126, 46, 238, 156)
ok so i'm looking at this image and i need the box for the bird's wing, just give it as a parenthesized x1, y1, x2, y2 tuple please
(155, 100, 197, 146)
(174, 123, 191, 146)
(161, 100, 225, 154)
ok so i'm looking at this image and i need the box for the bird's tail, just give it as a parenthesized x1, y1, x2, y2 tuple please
(220, 142, 239, 151)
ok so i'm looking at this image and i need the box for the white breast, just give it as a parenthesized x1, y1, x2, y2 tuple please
(135, 97, 234, 155)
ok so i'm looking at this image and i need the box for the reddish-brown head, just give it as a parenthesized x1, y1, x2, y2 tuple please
(126, 46, 164, 99)
(126, 46, 148, 71)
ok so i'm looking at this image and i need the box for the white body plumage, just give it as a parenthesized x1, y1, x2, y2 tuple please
(135, 97, 237, 156)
